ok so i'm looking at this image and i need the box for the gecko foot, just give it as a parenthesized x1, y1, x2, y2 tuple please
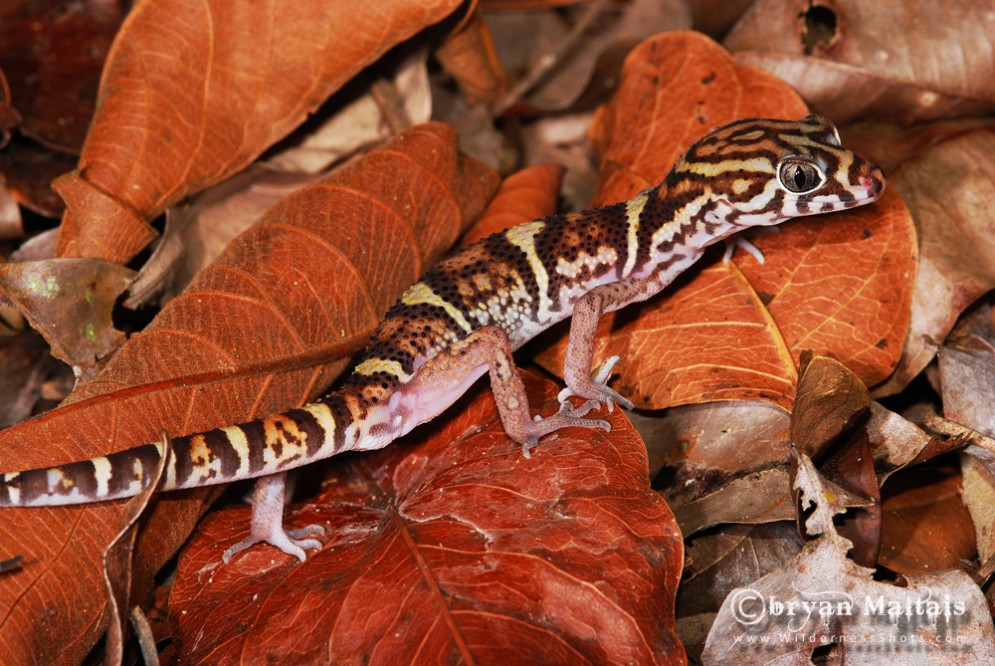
(558, 355, 634, 413)
(518, 411, 611, 458)
(222, 523, 325, 563)
(722, 226, 779, 264)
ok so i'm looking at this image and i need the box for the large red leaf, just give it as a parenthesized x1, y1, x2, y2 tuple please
(53, 0, 465, 263)
(171, 372, 686, 664)
(0, 123, 498, 664)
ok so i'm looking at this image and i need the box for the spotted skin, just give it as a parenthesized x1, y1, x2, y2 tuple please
(0, 115, 885, 561)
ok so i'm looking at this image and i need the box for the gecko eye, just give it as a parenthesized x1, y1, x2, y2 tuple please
(778, 159, 824, 193)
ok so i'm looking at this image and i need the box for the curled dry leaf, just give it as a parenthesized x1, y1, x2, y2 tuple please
(537, 31, 915, 412)
(460, 162, 564, 246)
(875, 129, 995, 397)
(725, 0, 995, 123)
(703, 452, 995, 664)
(435, 3, 510, 106)
(790, 352, 871, 459)
(0, 258, 134, 376)
(0, 124, 497, 665)
(170, 372, 686, 665)
(53, 0, 465, 264)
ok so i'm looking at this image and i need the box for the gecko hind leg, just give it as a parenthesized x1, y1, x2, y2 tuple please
(401, 326, 611, 459)
(222, 472, 324, 563)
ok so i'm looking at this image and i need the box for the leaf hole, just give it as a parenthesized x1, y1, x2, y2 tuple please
(800, 4, 839, 55)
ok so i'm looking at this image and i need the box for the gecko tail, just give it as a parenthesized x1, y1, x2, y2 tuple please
(0, 442, 164, 507)
(0, 397, 352, 508)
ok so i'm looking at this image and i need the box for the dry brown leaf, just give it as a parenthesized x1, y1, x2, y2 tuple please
(53, 0, 465, 264)
(461, 162, 564, 246)
(961, 453, 995, 569)
(703, 452, 995, 663)
(0, 258, 134, 375)
(676, 522, 802, 661)
(0, 136, 75, 219)
(875, 129, 995, 397)
(790, 352, 871, 459)
(0, 124, 497, 664)
(879, 463, 976, 575)
(0, 0, 121, 152)
(725, 0, 995, 123)
(0, 332, 53, 427)
(436, 3, 510, 105)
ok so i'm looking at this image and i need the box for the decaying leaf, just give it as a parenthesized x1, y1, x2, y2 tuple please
(0, 258, 134, 376)
(702, 452, 995, 663)
(725, 0, 995, 123)
(171, 373, 686, 665)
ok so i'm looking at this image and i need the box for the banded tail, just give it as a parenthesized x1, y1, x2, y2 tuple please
(0, 398, 356, 508)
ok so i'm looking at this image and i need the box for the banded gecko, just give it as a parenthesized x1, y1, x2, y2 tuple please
(0, 115, 884, 562)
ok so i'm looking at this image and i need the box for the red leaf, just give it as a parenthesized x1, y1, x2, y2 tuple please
(171, 372, 686, 664)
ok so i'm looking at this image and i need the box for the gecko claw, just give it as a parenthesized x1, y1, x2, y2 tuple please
(559, 355, 633, 412)
(222, 523, 325, 563)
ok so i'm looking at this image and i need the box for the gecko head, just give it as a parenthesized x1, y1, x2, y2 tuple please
(671, 114, 885, 228)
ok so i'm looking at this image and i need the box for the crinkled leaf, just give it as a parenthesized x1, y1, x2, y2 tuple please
(171, 372, 686, 665)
